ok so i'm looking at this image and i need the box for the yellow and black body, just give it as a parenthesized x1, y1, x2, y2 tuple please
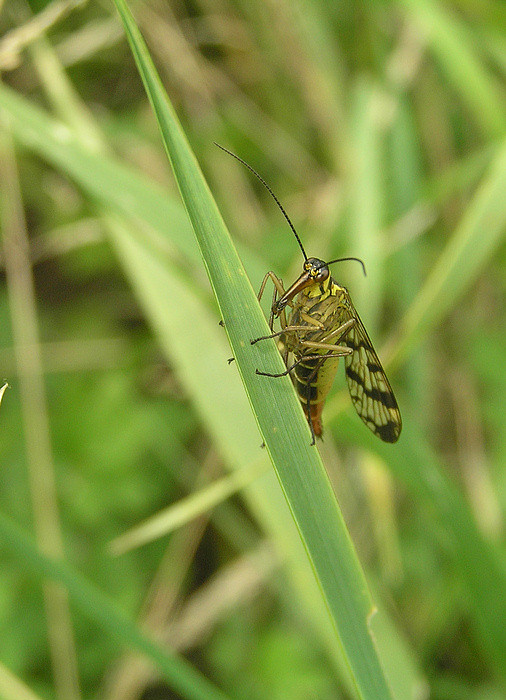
(254, 257, 402, 444)
(216, 144, 401, 444)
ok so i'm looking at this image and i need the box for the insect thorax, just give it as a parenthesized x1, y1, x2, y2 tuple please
(283, 278, 347, 353)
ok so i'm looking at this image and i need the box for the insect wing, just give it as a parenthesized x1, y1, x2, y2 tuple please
(341, 295, 402, 442)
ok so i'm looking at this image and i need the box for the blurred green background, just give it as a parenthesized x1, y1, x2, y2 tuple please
(0, 0, 505, 699)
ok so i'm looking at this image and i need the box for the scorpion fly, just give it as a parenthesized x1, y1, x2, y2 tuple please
(216, 144, 402, 445)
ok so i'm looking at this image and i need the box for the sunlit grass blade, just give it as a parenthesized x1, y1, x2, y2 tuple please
(400, 0, 506, 137)
(110, 458, 269, 555)
(0, 82, 200, 265)
(112, 0, 396, 697)
(391, 140, 506, 368)
(0, 511, 231, 700)
(104, 211, 360, 690)
(349, 79, 384, 330)
(0, 660, 44, 700)
(0, 383, 8, 409)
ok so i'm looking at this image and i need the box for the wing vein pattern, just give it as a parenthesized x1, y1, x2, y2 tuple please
(340, 292, 402, 443)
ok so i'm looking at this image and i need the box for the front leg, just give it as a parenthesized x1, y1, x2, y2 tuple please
(256, 271, 286, 330)
(252, 270, 290, 342)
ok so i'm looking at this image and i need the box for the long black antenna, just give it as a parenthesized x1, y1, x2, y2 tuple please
(215, 143, 308, 261)
(327, 256, 367, 277)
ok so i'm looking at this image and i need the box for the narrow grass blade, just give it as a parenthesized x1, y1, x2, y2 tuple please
(349, 78, 386, 332)
(0, 661, 44, 700)
(112, 1, 394, 697)
(0, 383, 8, 409)
(110, 460, 269, 555)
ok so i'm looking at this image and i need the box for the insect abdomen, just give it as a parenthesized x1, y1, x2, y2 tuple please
(293, 355, 341, 437)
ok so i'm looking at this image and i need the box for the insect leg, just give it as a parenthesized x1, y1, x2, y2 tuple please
(300, 340, 353, 355)
(255, 353, 329, 378)
(318, 318, 356, 345)
(298, 311, 324, 329)
(251, 325, 315, 345)
(307, 383, 316, 446)
(256, 271, 287, 331)
(256, 271, 283, 303)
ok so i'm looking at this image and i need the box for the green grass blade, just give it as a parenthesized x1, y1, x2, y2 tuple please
(104, 216, 359, 692)
(349, 79, 385, 332)
(0, 511, 231, 700)
(112, 0, 394, 697)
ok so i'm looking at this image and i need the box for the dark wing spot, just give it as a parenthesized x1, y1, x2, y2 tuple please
(345, 366, 398, 409)
(375, 422, 400, 443)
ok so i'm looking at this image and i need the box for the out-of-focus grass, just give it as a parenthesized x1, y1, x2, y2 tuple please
(0, 1, 505, 699)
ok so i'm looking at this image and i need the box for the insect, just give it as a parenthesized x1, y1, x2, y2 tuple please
(216, 144, 402, 445)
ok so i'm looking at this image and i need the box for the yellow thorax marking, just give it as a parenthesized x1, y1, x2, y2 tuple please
(303, 274, 335, 300)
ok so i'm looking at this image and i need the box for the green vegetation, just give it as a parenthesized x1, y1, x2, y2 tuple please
(0, 1, 505, 699)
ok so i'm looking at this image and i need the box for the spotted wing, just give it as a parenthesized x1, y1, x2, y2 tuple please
(341, 294, 402, 443)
